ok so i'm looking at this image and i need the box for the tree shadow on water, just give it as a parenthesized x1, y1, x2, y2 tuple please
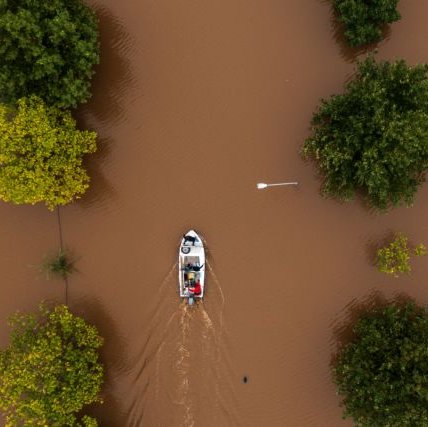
(77, 135, 116, 210)
(79, 5, 136, 127)
(71, 298, 129, 427)
(71, 5, 138, 210)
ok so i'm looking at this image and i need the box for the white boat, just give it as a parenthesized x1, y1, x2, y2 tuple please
(179, 230, 205, 305)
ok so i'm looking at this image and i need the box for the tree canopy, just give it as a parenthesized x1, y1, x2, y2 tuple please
(334, 302, 428, 426)
(0, 0, 99, 108)
(376, 233, 427, 276)
(303, 57, 428, 211)
(0, 96, 96, 209)
(334, 0, 401, 47)
(0, 304, 103, 426)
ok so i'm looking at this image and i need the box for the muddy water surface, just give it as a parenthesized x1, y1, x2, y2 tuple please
(2, 1, 428, 426)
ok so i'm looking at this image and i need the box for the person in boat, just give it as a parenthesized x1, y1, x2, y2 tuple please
(184, 269, 195, 287)
(188, 280, 202, 296)
(184, 263, 193, 272)
(183, 234, 197, 245)
(191, 264, 204, 272)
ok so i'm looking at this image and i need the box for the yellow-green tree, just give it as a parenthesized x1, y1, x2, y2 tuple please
(376, 233, 427, 276)
(0, 304, 103, 426)
(0, 96, 96, 209)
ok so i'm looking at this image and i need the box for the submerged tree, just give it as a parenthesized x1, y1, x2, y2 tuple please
(376, 233, 427, 276)
(0, 304, 103, 426)
(0, 0, 99, 108)
(0, 96, 96, 209)
(42, 249, 77, 280)
(334, 0, 401, 47)
(335, 302, 428, 426)
(303, 57, 428, 211)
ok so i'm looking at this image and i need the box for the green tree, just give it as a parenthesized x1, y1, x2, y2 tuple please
(303, 57, 428, 211)
(377, 233, 427, 276)
(334, 302, 428, 426)
(0, 0, 99, 108)
(0, 96, 96, 209)
(334, 0, 401, 47)
(0, 304, 103, 426)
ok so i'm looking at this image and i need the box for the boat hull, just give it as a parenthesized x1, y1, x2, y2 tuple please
(178, 230, 205, 299)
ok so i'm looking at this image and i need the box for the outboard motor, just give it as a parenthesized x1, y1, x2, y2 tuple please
(188, 296, 195, 306)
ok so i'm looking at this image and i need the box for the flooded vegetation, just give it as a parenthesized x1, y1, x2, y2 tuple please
(2, 1, 428, 425)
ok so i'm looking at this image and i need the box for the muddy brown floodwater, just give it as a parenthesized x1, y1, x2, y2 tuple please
(2, 1, 428, 426)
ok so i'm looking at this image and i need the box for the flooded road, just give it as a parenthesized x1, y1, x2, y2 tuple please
(2, 1, 428, 425)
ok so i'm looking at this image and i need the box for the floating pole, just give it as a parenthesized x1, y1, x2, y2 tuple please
(256, 182, 298, 190)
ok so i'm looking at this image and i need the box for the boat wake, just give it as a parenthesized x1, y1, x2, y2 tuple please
(152, 304, 194, 426)
(127, 257, 238, 426)
(206, 259, 225, 329)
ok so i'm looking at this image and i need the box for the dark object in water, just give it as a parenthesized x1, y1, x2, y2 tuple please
(243, 376, 248, 383)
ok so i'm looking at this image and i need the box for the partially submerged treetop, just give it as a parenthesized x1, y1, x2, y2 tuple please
(303, 57, 428, 211)
(0, 0, 99, 108)
(0, 96, 96, 209)
(0, 304, 103, 426)
(376, 233, 427, 276)
(335, 302, 428, 426)
(334, 0, 401, 47)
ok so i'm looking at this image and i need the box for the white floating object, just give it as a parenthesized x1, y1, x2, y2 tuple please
(256, 181, 298, 190)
